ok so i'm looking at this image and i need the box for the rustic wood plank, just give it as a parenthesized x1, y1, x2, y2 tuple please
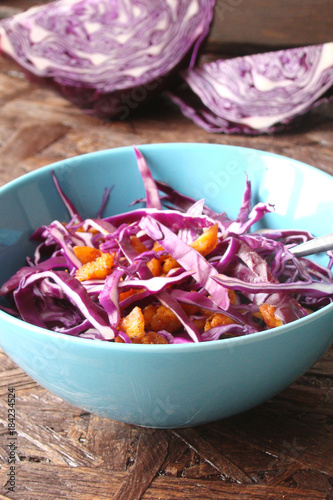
(172, 427, 253, 484)
(0, 369, 41, 396)
(293, 469, 333, 499)
(0, 72, 31, 105)
(264, 462, 302, 486)
(0, 351, 17, 373)
(147, 477, 329, 499)
(112, 429, 169, 500)
(160, 433, 190, 477)
(0, 401, 100, 467)
(211, 406, 333, 476)
(0, 463, 328, 500)
(210, 0, 333, 51)
(86, 415, 140, 471)
(270, 383, 333, 417)
(0, 122, 71, 174)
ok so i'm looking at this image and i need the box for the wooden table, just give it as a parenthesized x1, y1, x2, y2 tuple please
(1, 4, 333, 498)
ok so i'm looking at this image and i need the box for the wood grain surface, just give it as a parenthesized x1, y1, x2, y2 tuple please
(0, 2, 333, 499)
(210, 0, 333, 52)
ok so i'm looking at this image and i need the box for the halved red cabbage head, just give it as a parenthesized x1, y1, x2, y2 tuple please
(168, 43, 333, 134)
(0, 0, 215, 118)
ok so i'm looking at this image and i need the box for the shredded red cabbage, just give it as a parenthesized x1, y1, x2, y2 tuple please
(1, 147, 333, 344)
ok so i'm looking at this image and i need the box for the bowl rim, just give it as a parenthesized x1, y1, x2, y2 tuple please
(2, 141, 333, 189)
(1, 142, 333, 353)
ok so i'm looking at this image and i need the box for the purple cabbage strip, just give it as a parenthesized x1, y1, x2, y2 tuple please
(42, 222, 82, 271)
(202, 324, 254, 342)
(235, 176, 252, 223)
(157, 290, 202, 343)
(213, 274, 333, 299)
(0, 256, 67, 295)
(169, 288, 260, 330)
(51, 171, 82, 222)
(134, 146, 162, 210)
(119, 269, 194, 294)
(158, 330, 194, 344)
(116, 331, 132, 344)
(54, 319, 92, 336)
(227, 203, 275, 236)
(15, 270, 115, 339)
(139, 215, 230, 309)
(99, 269, 124, 328)
(236, 242, 307, 324)
(155, 180, 201, 212)
(96, 187, 113, 219)
(210, 237, 240, 273)
(104, 207, 215, 232)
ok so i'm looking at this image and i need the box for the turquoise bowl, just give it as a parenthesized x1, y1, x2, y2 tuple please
(0, 143, 332, 428)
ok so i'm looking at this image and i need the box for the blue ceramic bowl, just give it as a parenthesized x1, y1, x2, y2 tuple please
(0, 143, 332, 428)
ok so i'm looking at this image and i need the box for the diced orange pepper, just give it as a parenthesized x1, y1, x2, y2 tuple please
(130, 235, 148, 254)
(73, 246, 101, 264)
(151, 305, 182, 333)
(115, 336, 125, 343)
(152, 242, 179, 275)
(204, 312, 236, 331)
(192, 317, 206, 331)
(75, 252, 114, 281)
(152, 242, 168, 261)
(162, 256, 179, 274)
(130, 236, 161, 276)
(180, 303, 199, 315)
(119, 288, 144, 303)
(143, 304, 181, 333)
(143, 304, 157, 331)
(228, 289, 237, 305)
(190, 224, 219, 257)
(118, 306, 145, 341)
(147, 258, 162, 277)
(259, 304, 282, 328)
(141, 331, 168, 344)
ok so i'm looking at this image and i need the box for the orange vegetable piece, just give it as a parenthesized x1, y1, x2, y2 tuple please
(142, 304, 157, 331)
(152, 242, 168, 261)
(119, 288, 144, 303)
(150, 305, 182, 333)
(75, 252, 114, 281)
(141, 331, 168, 344)
(130, 236, 161, 276)
(130, 235, 148, 254)
(150, 224, 219, 276)
(115, 336, 125, 343)
(228, 289, 237, 305)
(118, 306, 145, 341)
(190, 224, 219, 257)
(162, 256, 179, 274)
(152, 242, 179, 275)
(147, 258, 162, 277)
(192, 317, 206, 331)
(180, 302, 199, 315)
(204, 312, 236, 331)
(73, 246, 101, 264)
(259, 304, 282, 328)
